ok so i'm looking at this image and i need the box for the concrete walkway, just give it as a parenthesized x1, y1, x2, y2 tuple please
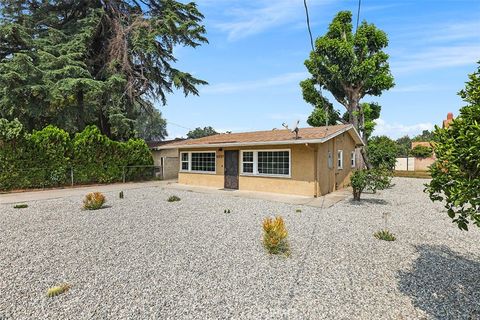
(0, 180, 175, 204)
(164, 183, 351, 208)
(0, 180, 351, 208)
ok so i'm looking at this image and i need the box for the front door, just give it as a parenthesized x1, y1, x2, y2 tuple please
(224, 150, 239, 189)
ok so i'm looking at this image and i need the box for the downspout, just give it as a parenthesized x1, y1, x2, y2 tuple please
(305, 143, 318, 197)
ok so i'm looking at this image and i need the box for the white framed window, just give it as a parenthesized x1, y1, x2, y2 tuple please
(328, 151, 333, 169)
(181, 152, 189, 171)
(351, 151, 356, 168)
(240, 149, 291, 177)
(337, 150, 343, 169)
(180, 151, 216, 173)
(242, 151, 254, 174)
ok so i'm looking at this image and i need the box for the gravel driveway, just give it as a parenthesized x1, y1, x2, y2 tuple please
(1, 178, 479, 319)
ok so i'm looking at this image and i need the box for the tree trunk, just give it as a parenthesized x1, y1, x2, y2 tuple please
(360, 147, 372, 169)
(353, 188, 361, 201)
(77, 90, 85, 131)
(347, 94, 371, 169)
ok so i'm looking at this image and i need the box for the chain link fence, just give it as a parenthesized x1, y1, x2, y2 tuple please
(0, 165, 163, 191)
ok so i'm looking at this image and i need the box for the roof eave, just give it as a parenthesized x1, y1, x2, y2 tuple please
(157, 125, 364, 149)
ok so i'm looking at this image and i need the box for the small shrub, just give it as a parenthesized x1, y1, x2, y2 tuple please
(351, 168, 392, 200)
(119, 191, 124, 199)
(13, 204, 28, 209)
(262, 216, 289, 255)
(47, 283, 71, 297)
(224, 209, 231, 213)
(367, 168, 393, 192)
(351, 170, 369, 201)
(167, 195, 181, 202)
(295, 209, 302, 213)
(374, 230, 396, 241)
(83, 192, 106, 210)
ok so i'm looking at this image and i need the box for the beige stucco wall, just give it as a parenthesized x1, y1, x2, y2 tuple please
(414, 157, 435, 171)
(151, 149, 179, 180)
(178, 145, 316, 196)
(177, 131, 358, 197)
(333, 131, 357, 189)
(316, 131, 356, 195)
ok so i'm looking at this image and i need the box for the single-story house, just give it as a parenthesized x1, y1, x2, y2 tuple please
(158, 124, 364, 197)
(147, 139, 185, 180)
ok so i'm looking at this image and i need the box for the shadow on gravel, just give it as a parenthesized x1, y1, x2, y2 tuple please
(397, 245, 480, 319)
(348, 198, 389, 205)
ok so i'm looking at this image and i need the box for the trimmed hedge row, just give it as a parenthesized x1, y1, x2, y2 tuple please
(0, 121, 153, 191)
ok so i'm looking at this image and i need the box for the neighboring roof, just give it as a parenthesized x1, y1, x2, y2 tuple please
(158, 124, 364, 149)
(412, 141, 432, 148)
(147, 138, 185, 149)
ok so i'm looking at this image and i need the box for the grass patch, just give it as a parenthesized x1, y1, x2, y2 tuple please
(295, 209, 302, 213)
(167, 195, 181, 202)
(47, 283, 71, 297)
(224, 209, 231, 213)
(394, 171, 431, 179)
(83, 192, 106, 210)
(263, 216, 289, 256)
(119, 191, 124, 199)
(374, 229, 396, 241)
(13, 204, 28, 209)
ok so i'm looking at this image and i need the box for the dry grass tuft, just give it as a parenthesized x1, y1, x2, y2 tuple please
(374, 229, 396, 241)
(167, 195, 181, 202)
(83, 192, 106, 210)
(262, 216, 289, 255)
(47, 283, 71, 297)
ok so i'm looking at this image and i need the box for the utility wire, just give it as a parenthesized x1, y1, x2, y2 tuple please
(356, 0, 362, 31)
(166, 121, 192, 131)
(303, 0, 328, 127)
(303, 0, 315, 51)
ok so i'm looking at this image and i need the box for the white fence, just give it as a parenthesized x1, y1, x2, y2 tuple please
(395, 157, 415, 171)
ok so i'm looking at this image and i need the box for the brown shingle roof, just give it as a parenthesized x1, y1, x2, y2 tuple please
(146, 138, 185, 149)
(159, 124, 363, 149)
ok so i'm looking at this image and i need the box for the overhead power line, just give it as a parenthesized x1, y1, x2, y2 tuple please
(356, 0, 362, 31)
(303, 0, 315, 52)
(166, 121, 192, 131)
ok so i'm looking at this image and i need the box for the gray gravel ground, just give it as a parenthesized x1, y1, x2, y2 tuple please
(1, 177, 479, 320)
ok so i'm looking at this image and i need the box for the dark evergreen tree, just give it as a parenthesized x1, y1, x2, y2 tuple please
(0, 0, 207, 140)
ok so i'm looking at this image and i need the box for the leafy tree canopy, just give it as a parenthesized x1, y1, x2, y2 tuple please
(0, 0, 207, 140)
(410, 144, 433, 158)
(367, 136, 397, 170)
(302, 11, 394, 143)
(426, 62, 480, 231)
(186, 126, 217, 139)
(411, 129, 434, 142)
(395, 135, 412, 157)
(134, 109, 167, 141)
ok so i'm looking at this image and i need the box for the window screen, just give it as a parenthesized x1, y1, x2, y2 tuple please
(191, 152, 216, 172)
(242, 151, 254, 173)
(337, 150, 343, 169)
(181, 153, 189, 171)
(257, 151, 289, 175)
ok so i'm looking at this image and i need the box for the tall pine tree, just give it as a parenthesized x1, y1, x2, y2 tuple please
(0, 1, 207, 140)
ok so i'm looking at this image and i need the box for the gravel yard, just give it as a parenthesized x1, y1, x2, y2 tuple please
(1, 177, 479, 319)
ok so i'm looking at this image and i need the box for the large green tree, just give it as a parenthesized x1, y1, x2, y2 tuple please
(395, 135, 412, 157)
(0, 0, 207, 140)
(186, 126, 217, 139)
(302, 11, 394, 166)
(426, 62, 480, 231)
(367, 136, 398, 170)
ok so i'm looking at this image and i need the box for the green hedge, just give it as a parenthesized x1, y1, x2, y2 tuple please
(0, 121, 153, 190)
